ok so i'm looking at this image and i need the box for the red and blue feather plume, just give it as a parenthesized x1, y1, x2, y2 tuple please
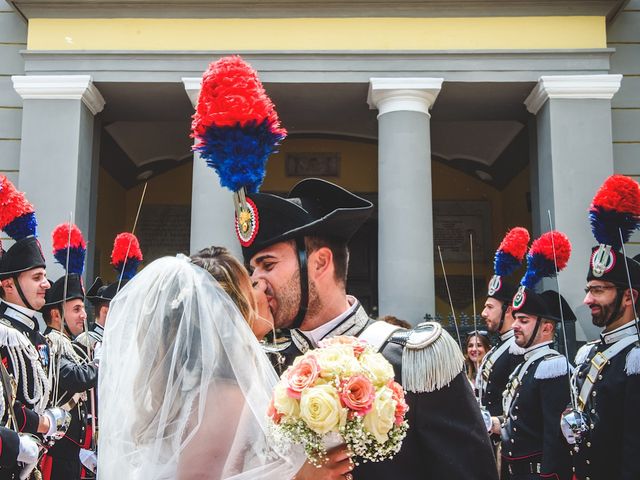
(494, 227, 530, 277)
(589, 174, 640, 250)
(111, 233, 142, 281)
(0, 175, 37, 241)
(190, 55, 287, 193)
(521, 231, 571, 289)
(52, 223, 86, 275)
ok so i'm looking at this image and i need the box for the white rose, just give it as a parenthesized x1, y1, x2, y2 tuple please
(273, 383, 300, 420)
(300, 384, 343, 435)
(363, 386, 397, 444)
(315, 345, 361, 380)
(360, 352, 395, 386)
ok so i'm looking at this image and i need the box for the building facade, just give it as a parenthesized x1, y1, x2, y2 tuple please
(2, 0, 638, 341)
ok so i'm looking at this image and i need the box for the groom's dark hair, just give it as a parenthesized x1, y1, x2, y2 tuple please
(304, 236, 349, 286)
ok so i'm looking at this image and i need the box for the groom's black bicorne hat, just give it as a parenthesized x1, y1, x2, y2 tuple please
(239, 178, 374, 262)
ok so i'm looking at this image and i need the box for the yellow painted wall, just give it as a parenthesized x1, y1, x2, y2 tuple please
(95, 167, 126, 281)
(95, 162, 192, 281)
(431, 162, 532, 315)
(27, 16, 606, 51)
(262, 137, 377, 193)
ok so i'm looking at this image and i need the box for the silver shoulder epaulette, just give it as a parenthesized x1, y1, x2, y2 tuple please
(574, 341, 598, 366)
(625, 345, 640, 376)
(0, 322, 31, 349)
(534, 354, 570, 380)
(389, 322, 464, 394)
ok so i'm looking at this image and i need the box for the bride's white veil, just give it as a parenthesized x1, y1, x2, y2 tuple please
(98, 255, 304, 479)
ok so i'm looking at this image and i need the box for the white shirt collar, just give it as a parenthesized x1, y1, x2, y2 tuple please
(500, 329, 515, 342)
(0, 299, 37, 330)
(601, 319, 640, 345)
(523, 340, 553, 359)
(302, 295, 358, 346)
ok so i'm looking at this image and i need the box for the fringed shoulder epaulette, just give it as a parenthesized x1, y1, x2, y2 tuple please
(74, 331, 101, 351)
(388, 322, 464, 393)
(47, 329, 85, 363)
(625, 345, 640, 376)
(534, 354, 570, 380)
(0, 322, 34, 349)
(509, 340, 526, 356)
(574, 342, 597, 366)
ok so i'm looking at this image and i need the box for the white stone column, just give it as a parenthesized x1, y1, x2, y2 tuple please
(12, 75, 104, 280)
(525, 74, 622, 342)
(368, 78, 443, 324)
(182, 78, 241, 258)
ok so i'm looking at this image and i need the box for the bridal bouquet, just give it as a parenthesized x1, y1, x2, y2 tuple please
(267, 336, 409, 465)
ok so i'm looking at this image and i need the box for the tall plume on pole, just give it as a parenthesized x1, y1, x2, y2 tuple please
(0, 175, 37, 240)
(494, 227, 530, 278)
(111, 233, 143, 282)
(52, 223, 86, 275)
(521, 231, 571, 290)
(190, 56, 287, 245)
(589, 174, 640, 249)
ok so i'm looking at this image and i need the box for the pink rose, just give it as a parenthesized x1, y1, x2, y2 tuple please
(284, 355, 320, 399)
(319, 336, 368, 357)
(340, 375, 376, 415)
(267, 397, 282, 424)
(388, 381, 409, 425)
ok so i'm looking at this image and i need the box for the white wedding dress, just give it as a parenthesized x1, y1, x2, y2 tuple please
(98, 255, 304, 479)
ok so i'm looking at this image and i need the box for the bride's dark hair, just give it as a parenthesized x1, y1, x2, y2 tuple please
(190, 246, 258, 328)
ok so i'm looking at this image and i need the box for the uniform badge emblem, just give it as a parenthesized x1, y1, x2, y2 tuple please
(488, 275, 502, 296)
(512, 285, 526, 310)
(591, 244, 615, 277)
(37, 343, 49, 368)
(235, 197, 259, 247)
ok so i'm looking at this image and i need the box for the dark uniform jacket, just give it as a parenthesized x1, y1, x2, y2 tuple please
(0, 428, 20, 469)
(501, 342, 572, 479)
(0, 301, 50, 479)
(478, 329, 524, 417)
(570, 320, 640, 480)
(273, 299, 498, 480)
(43, 328, 98, 480)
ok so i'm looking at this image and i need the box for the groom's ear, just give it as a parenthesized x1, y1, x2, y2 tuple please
(308, 246, 334, 282)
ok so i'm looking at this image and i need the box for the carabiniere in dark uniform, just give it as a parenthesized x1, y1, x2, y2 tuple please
(242, 179, 499, 480)
(558, 174, 640, 480)
(501, 247, 575, 480)
(40, 265, 98, 480)
(478, 227, 530, 421)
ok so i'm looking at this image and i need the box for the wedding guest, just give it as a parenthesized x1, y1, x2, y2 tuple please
(465, 331, 490, 388)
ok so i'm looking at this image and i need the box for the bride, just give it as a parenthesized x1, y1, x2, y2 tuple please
(98, 250, 352, 479)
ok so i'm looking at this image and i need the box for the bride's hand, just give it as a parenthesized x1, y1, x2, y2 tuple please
(294, 445, 353, 480)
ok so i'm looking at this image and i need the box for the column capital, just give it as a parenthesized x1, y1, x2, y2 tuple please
(11, 75, 105, 115)
(182, 77, 202, 108)
(368, 77, 443, 117)
(524, 74, 622, 115)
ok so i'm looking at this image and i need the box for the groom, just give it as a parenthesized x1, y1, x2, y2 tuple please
(240, 179, 497, 480)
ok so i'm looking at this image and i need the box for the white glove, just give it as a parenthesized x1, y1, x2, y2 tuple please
(44, 407, 72, 440)
(93, 342, 103, 364)
(79, 448, 97, 473)
(17, 434, 39, 464)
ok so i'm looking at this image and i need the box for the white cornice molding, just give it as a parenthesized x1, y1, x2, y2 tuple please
(368, 77, 443, 117)
(11, 75, 105, 115)
(524, 74, 622, 115)
(182, 77, 202, 108)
